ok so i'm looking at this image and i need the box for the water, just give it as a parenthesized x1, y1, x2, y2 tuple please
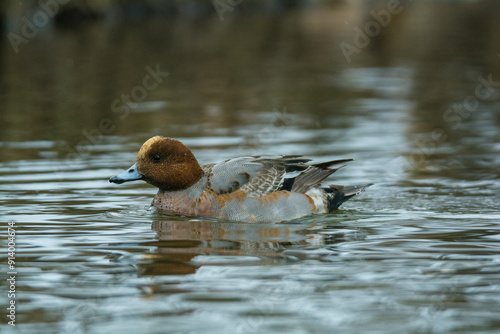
(1, 2, 500, 333)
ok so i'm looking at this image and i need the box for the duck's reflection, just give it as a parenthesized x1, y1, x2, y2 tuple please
(152, 219, 310, 243)
(138, 219, 349, 276)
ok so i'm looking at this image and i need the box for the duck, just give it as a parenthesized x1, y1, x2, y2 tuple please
(109, 136, 370, 223)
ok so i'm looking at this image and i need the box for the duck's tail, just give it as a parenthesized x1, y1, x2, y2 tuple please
(325, 183, 372, 212)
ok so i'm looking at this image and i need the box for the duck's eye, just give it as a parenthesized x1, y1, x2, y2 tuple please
(152, 154, 161, 162)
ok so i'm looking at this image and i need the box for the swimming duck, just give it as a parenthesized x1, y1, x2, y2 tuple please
(109, 136, 369, 223)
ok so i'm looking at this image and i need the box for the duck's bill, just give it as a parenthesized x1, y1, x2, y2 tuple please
(109, 163, 144, 184)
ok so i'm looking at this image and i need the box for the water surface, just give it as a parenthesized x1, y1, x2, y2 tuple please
(1, 2, 500, 333)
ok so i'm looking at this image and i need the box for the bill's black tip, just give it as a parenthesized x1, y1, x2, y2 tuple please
(109, 176, 124, 184)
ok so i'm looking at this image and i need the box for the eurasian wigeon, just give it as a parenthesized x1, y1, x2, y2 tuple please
(109, 136, 370, 223)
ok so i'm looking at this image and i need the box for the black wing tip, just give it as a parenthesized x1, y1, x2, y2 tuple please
(313, 158, 354, 169)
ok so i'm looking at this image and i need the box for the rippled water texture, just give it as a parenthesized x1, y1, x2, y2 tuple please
(1, 1, 500, 333)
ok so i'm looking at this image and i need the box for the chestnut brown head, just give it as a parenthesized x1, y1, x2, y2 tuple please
(109, 136, 204, 191)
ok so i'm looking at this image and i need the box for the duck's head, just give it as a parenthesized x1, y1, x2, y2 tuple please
(109, 136, 204, 191)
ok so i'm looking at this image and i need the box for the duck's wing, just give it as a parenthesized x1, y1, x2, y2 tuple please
(285, 158, 354, 193)
(202, 156, 310, 195)
(202, 156, 353, 196)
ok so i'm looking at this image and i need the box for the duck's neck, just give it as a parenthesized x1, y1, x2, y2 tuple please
(157, 175, 207, 198)
(151, 176, 209, 213)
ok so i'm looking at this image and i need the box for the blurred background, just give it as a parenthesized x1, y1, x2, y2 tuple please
(1, 0, 499, 161)
(1, 1, 500, 333)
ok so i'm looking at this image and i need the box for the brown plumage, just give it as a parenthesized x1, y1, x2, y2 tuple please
(137, 136, 203, 191)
